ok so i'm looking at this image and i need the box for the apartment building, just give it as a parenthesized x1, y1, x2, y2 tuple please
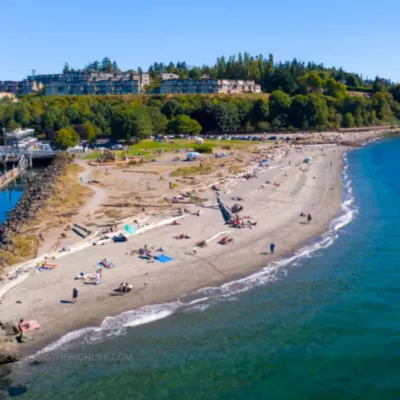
(29, 71, 150, 96)
(160, 79, 261, 94)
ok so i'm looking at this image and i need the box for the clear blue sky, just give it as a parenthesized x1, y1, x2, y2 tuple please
(2, 0, 400, 82)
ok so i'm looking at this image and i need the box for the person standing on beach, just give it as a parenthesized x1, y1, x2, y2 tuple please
(72, 288, 78, 303)
(307, 214, 312, 224)
(18, 319, 24, 341)
(96, 270, 101, 285)
(270, 243, 276, 254)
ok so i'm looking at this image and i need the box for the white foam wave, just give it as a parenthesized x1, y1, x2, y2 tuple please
(35, 153, 358, 356)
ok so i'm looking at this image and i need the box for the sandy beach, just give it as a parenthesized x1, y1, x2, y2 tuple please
(0, 128, 395, 354)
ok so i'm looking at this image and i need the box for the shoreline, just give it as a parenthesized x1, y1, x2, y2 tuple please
(0, 132, 389, 359)
(11, 151, 346, 356)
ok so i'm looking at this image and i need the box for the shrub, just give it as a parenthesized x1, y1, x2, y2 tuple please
(193, 144, 213, 154)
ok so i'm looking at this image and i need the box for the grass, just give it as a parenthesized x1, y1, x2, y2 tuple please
(170, 164, 214, 177)
(84, 139, 253, 160)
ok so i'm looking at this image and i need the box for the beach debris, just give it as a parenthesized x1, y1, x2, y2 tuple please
(196, 240, 207, 248)
(175, 234, 190, 240)
(231, 204, 243, 213)
(219, 236, 234, 245)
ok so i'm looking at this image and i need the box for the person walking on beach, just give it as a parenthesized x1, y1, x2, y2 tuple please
(72, 288, 78, 303)
(270, 242, 275, 254)
(307, 213, 312, 224)
(96, 270, 101, 285)
(80, 176, 83, 184)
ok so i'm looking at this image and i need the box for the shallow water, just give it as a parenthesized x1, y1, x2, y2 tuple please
(4, 138, 400, 399)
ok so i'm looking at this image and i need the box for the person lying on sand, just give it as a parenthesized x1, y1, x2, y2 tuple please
(43, 259, 58, 268)
(101, 258, 112, 268)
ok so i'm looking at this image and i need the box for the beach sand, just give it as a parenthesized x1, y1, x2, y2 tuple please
(0, 142, 348, 353)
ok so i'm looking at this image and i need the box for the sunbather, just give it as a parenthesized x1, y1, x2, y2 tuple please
(101, 258, 112, 268)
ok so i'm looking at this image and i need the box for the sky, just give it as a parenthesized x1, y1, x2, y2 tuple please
(2, 0, 400, 82)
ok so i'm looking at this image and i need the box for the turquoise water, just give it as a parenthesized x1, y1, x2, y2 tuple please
(3, 138, 400, 399)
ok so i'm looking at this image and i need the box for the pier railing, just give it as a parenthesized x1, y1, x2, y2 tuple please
(0, 155, 28, 189)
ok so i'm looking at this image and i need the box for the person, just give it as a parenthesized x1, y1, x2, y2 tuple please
(72, 287, 78, 303)
(307, 213, 312, 224)
(101, 258, 111, 268)
(18, 319, 24, 341)
(125, 283, 133, 293)
(96, 270, 101, 285)
(193, 245, 197, 255)
(270, 242, 276, 254)
(99, 268, 103, 280)
(80, 176, 83, 183)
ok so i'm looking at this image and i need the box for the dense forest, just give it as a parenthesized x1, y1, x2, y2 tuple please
(1, 53, 400, 147)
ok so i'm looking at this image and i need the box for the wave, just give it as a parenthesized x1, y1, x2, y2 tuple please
(35, 153, 358, 356)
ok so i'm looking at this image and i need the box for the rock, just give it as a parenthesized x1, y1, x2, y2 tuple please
(0, 341, 20, 365)
(16, 301, 21, 304)
(0, 322, 19, 336)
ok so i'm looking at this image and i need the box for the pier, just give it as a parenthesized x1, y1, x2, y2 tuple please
(0, 155, 28, 190)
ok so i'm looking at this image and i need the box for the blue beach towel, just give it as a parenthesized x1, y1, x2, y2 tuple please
(97, 261, 116, 268)
(155, 254, 173, 263)
(124, 225, 137, 235)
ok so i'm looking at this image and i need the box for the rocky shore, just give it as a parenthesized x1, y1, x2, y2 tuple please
(0, 154, 72, 271)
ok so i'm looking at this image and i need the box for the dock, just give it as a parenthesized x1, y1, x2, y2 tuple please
(0, 155, 28, 190)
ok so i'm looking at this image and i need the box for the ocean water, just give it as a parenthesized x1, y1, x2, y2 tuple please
(3, 138, 400, 399)
(0, 184, 24, 224)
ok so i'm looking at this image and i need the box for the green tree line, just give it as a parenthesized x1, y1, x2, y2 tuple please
(1, 88, 399, 146)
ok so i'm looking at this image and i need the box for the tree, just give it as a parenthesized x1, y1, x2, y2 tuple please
(101, 57, 112, 73)
(42, 106, 67, 131)
(371, 92, 392, 121)
(342, 113, 355, 128)
(306, 94, 329, 128)
(148, 107, 167, 134)
(298, 72, 323, 92)
(112, 61, 120, 73)
(161, 99, 184, 119)
(268, 90, 291, 125)
(66, 104, 82, 124)
(63, 63, 70, 74)
(289, 95, 309, 128)
(167, 115, 201, 135)
(189, 68, 201, 80)
(111, 106, 152, 142)
(325, 78, 346, 98)
(82, 121, 97, 143)
(212, 103, 240, 132)
(252, 99, 269, 124)
(53, 127, 79, 150)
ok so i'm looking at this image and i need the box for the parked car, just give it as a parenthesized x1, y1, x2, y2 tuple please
(268, 136, 277, 140)
(111, 144, 123, 150)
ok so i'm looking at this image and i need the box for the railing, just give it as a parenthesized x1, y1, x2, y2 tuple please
(0, 155, 28, 189)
